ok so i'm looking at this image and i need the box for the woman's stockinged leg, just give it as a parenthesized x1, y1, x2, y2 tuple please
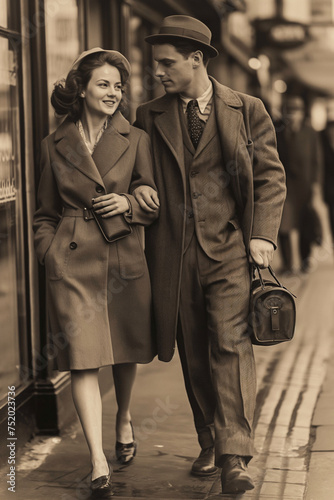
(112, 363, 137, 443)
(71, 369, 109, 480)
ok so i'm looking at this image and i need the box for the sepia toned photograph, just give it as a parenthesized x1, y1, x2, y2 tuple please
(0, 1, 334, 499)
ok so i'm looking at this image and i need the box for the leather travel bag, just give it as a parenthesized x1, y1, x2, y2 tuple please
(250, 265, 296, 346)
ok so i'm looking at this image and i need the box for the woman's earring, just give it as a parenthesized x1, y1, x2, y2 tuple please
(80, 92, 85, 98)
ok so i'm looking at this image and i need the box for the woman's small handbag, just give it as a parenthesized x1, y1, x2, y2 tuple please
(91, 208, 132, 243)
(250, 265, 296, 346)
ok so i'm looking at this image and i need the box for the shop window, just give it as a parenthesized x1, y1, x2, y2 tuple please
(128, 14, 163, 123)
(0, 0, 7, 28)
(0, 36, 26, 398)
(44, 0, 81, 132)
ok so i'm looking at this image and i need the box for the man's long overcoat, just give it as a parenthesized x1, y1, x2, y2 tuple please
(135, 78, 286, 362)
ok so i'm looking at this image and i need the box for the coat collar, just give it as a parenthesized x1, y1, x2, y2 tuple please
(152, 94, 186, 185)
(54, 112, 130, 183)
(149, 77, 243, 113)
(150, 77, 244, 170)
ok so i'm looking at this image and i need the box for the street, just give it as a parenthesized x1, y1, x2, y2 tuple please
(1, 251, 334, 500)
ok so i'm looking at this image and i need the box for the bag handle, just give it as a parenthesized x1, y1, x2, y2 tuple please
(252, 263, 297, 298)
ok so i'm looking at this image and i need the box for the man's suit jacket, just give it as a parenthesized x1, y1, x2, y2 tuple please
(135, 78, 286, 361)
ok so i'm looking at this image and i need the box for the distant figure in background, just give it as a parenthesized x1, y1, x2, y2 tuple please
(320, 104, 334, 245)
(276, 96, 323, 273)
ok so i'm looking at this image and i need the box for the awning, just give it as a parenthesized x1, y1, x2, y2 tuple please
(281, 40, 334, 96)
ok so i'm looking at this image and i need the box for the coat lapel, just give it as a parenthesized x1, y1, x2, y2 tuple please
(211, 78, 246, 207)
(54, 112, 130, 184)
(151, 95, 185, 180)
(92, 112, 130, 178)
(55, 118, 105, 186)
(211, 78, 244, 163)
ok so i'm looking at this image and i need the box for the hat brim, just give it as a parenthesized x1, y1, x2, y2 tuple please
(145, 34, 219, 58)
(70, 49, 131, 80)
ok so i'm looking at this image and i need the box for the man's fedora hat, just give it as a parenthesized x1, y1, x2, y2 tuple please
(145, 15, 219, 58)
(70, 47, 131, 80)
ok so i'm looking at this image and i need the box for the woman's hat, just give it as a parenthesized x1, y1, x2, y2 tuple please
(70, 47, 131, 79)
(145, 15, 219, 58)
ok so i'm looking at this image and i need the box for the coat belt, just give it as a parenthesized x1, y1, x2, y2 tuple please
(62, 207, 94, 220)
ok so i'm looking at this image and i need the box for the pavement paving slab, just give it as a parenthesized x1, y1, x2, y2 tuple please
(312, 406, 334, 426)
(305, 451, 334, 500)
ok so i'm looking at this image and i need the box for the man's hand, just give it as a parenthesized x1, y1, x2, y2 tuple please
(133, 185, 160, 213)
(249, 238, 274, 268)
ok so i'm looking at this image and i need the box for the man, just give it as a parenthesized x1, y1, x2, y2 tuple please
(276, 96, 323, 273)
(133, 15, 286, 495)
(321, 103, 334, 243)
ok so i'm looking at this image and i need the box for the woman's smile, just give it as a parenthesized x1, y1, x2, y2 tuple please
(83, 64, 123, 117)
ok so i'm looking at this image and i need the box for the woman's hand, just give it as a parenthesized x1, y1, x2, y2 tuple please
(249, 238, 274, 268)
(133, 185, 160, 213)
(92, 193, 130, 217)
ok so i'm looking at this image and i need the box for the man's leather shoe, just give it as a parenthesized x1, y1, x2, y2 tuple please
(220, 455, 254, 494)
(191, 447, 218, 476)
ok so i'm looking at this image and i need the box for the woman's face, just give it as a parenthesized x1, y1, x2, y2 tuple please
(82, 63, 122, 118)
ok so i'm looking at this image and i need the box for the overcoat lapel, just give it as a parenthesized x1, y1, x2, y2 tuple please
(93, 112, 130, 178)
(211, 78, 245, 207)
(55, 118, 105, 186)
(54, 112, 130, 184)
(152, 95, 186, 183)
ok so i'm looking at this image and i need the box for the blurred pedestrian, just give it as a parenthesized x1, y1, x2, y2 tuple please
(33, 48, 159, 493)
(276, 96, 323, 273)
(133, 15, 286, 495)
(320, 103, 334, 245)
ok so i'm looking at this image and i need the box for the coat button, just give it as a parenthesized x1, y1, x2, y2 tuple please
(95, 185, 104, 193)
(193, 192, 201, 199)
(69, 242, 77, 250)
(188, 211, 194, 218)
(190, 170, 199, 177)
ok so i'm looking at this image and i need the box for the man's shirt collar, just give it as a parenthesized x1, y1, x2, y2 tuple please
(180, 82, 213, 115)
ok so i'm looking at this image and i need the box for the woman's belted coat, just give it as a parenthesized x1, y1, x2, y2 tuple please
(33, 111, 158, 371)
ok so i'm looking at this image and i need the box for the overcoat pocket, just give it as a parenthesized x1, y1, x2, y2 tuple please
(45, 218, 74, 280)
(116, 225, 145, 280)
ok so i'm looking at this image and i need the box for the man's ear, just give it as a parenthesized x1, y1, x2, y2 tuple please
(193, 50, 203, 67)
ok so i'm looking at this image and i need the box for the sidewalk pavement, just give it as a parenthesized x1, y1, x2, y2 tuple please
(305, 334, 334, 500)
(1, 261, 334, 500)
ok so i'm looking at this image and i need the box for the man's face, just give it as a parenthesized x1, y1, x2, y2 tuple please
(153, 44, 194, 94)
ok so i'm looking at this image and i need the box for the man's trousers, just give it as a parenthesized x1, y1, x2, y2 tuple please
(177, 225, 256, 464)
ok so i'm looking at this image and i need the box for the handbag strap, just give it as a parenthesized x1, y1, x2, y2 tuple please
(252, 264, 297, 298)
(268, 265, 282, 287)
(253, 263, 266, 289)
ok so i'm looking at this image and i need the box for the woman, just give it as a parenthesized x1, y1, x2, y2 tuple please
(33, 48, 159, 492)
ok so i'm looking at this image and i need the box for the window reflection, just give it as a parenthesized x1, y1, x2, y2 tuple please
(0, 36, 21, 397)
(0, 0, 8, 28)
(44, 0, 80, 132)
(128, 14, 163, 123)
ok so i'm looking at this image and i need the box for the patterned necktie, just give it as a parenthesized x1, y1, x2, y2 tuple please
(187, 99, 204, 148)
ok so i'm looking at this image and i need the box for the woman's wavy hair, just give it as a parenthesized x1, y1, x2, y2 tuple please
(51, 52, 129, 121)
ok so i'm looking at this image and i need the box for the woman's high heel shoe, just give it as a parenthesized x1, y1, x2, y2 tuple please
(115, 421, 137, 465)
(91, 463, 112, 492)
